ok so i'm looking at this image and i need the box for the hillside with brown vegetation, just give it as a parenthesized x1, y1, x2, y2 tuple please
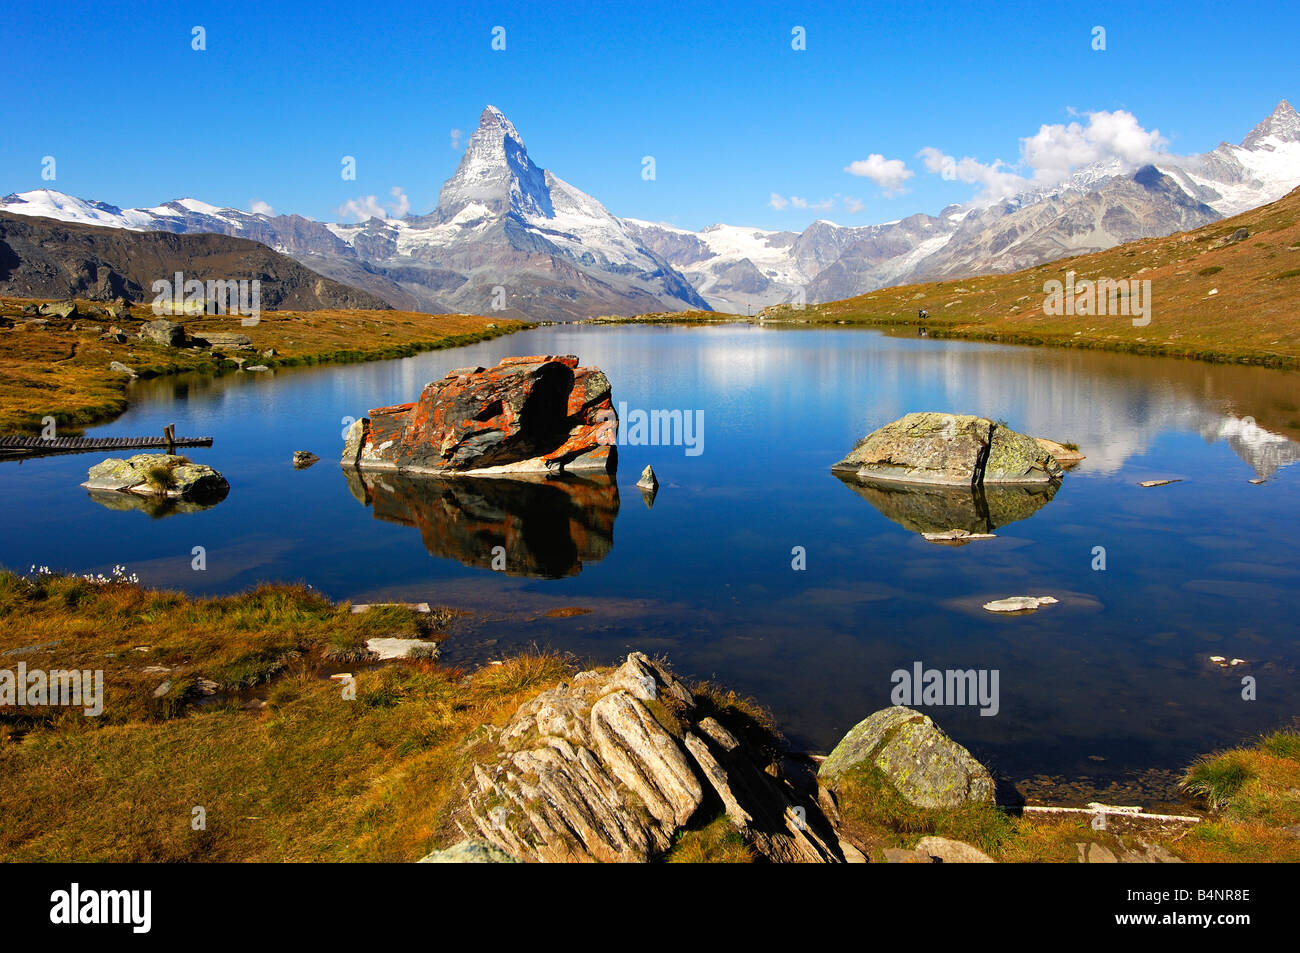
(761, 186, 1300, 367)
(0, 301, 526, 435)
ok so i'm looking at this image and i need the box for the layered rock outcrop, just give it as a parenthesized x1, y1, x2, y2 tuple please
(462, 653, 847, 863)
(342, 355, 616, 475)
(832, 412, 1063, 486)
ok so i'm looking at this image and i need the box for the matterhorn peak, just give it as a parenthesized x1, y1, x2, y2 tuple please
(1241, 99, 1300, 150)
(436, 105, 551, 221)
(477, 105, 524, 147)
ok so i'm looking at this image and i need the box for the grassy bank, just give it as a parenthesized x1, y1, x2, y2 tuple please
(0, 299, 530, 435)
(830, 731, 1300, 863)
(1, 571, 1296, 862)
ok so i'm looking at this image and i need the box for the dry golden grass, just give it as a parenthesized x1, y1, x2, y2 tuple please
(0, 301, 526, 434)
(0, 570, 572, 861)
(4, 571, 1297, 862)
(665, 815, 757, 863)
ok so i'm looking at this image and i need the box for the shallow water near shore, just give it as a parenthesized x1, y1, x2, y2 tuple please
(4, 323, 1300, 803)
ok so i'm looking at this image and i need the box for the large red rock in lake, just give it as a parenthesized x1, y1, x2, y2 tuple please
(342, 355, 617, 475)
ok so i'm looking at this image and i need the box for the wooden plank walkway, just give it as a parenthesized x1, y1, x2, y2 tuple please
(0, 434, 213, 459)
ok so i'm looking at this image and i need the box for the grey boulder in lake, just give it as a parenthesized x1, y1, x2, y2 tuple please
(82, 454, 229, 502)
(833, 412, 1063, 486)
(819, 706, 995, 809)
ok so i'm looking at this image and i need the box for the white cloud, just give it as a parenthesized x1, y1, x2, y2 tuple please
(918, 108, 1171, 205)
(387, 186, 410, 218)
(450, 128, 463, 149)
(249, 199, 273, 216)
(770, 192, 833, 212)
(843, 154, 914, 195)
(1021, 110, 1167, 184)
(917, 147, 1030, 205)
(337, 186, 410, 222)
(843, 196, 865, 214)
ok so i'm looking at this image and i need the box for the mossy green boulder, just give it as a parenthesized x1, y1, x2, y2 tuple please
(832, 412, 1063, 485)
(82, 453, 229, 503)
(819, 706, 995, 809)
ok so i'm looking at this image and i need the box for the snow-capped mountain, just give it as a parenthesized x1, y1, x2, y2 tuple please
(628, 100, 1300, 310)
(0, 107, 707, 321)
(4, 101, 1297, 317)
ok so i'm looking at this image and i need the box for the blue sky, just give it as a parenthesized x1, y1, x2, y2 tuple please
(3, 0, 1297, 231)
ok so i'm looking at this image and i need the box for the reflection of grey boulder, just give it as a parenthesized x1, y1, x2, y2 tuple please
(835, 472, 1058, 536)
(833, 412, 1062, 485)
(819, 706, 994, 809)
(84, 487, 223, 519)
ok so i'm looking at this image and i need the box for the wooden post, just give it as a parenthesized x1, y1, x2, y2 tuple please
(165, 424, 176, 455)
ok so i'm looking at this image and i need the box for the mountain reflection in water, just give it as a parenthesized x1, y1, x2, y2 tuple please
(343, 468, 619, 578)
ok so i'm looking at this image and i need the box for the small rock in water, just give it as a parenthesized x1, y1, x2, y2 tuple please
(636, 464, 658, 492)
(1210, 656, 1247, 667)
(983, 595, 1059, 613)
(1249, 478, 1265, 485)
(245, 365, 270, 373)
(292, 451, 319, 469)
(1138, 479, 1181, 487)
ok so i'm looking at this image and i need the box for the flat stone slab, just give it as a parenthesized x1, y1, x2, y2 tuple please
(366, 637, 438, 660)
(922, 529, 997, 543)
(983, 595, 1059, 613)
(916, 836, 995, 863)
(418, 839, 519, 863)
(1138, 479, 1182, 487)
(350, 602, 431, 614)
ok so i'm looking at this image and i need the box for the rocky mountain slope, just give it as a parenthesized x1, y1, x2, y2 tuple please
(630, 101, 1300, 311)
(4, 102, 1296, 318)
(0, 212, 391, 310)
(1, 108, 707, 322)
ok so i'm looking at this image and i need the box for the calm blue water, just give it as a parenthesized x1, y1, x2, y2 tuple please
(4, 323, 1299, 799)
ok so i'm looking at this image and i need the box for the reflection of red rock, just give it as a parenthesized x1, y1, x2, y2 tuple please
(346, 355, 616, 475)
(346, 469, 619, 578)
